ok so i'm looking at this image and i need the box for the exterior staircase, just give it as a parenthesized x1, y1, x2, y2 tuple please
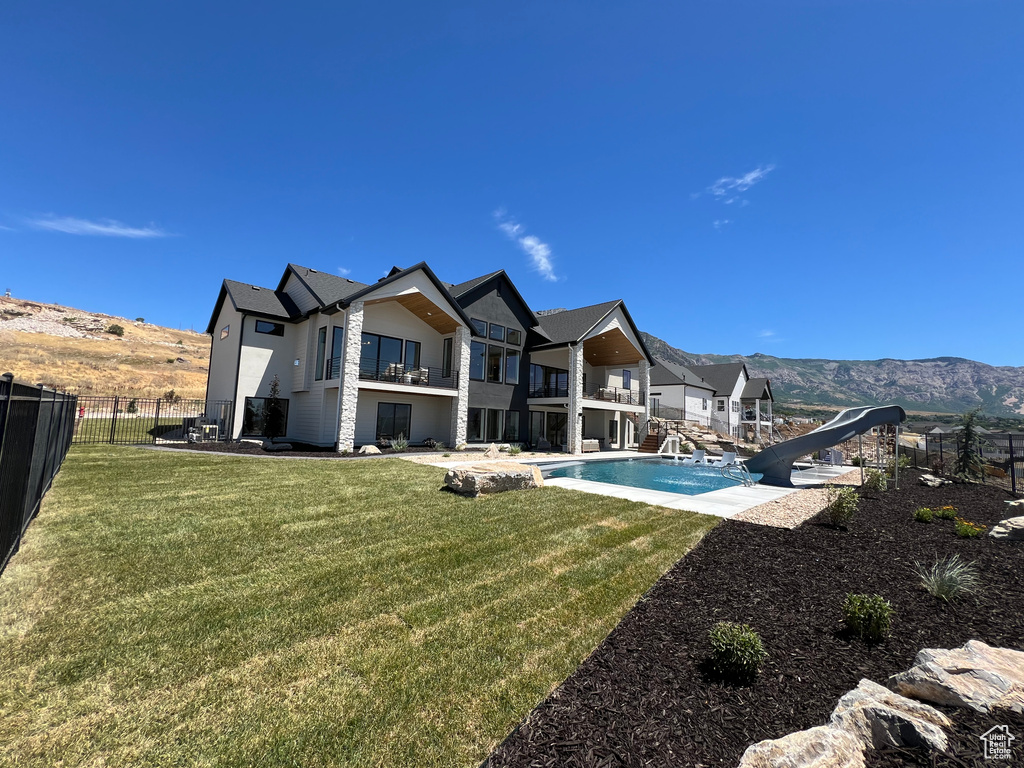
(638, 433, 662, 453)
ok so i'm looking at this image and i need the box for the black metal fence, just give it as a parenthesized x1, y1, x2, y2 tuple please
(72, 396, 234, 445)
(903, 431, 1024, 496)
(0, 373, 77, 576)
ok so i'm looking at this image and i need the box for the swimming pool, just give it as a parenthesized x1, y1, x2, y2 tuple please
(543, 457, 763, 496)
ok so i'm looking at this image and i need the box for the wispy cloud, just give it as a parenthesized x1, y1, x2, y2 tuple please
(713, 219, 731, 230)
(0, 224, 14, 231)
(337, 267, 351, 276)
(758, 329, 775, 338)
(28, 215, 169, 238)
(699, 164, 776, 206)
(493, 209, 558, 282)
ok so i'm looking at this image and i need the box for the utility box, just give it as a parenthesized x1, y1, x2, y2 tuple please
(819, 448, 844, 465)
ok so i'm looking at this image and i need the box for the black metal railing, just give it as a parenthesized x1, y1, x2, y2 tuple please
(904, 431, 1023, 496)
(357, 358, 458, 390)
(0, 373, 77, 577)
(583, 382, 644, 406)
(72, 397, 234, 445)
(529, 384, 569, 398)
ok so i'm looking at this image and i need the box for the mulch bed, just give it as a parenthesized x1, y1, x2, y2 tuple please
(484, 470, 1024, 768)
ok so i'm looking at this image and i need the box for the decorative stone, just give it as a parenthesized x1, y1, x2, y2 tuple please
(443, 462, 543, 497)
(358, 444, 382, 455)
(889, 640, 1024, 714)
(919, 473, 952, 488)
(1008, 499, 1024, 508)
(483, 443, 501, 459)
(737, 725, 865, 768)
(990, 516, 1024, 540)
(830, 679, 950, 753)
(262, 441, 293, 452)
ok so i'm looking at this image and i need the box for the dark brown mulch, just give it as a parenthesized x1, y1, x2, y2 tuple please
(484, 471, 1024, 768)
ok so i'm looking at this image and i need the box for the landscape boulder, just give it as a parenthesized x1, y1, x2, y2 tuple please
(483, 443, 501, 459)
(737, 725, 865, 768)
(918, 473, 952, 488)
(444, 462, 542, 497)
(889, 640, 1024, 714)
(262, 441, 292, 452)
(358, 444, 382, 455)
(989, 515, 1024, 541)
(829, 679, 950, 753)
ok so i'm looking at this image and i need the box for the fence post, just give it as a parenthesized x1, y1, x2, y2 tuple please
(153, 398, 161, 445)
(108, 396, 120, 445)
(35, 388, 57, 505)
(1010, 436, 1017, 496)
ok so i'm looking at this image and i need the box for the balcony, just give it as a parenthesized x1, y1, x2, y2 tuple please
(326, 356, 459, 390)
(528, 383, 644, 406)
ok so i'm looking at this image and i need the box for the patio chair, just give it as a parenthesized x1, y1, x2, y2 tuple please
(681, 449, 707, 466)
(710, 451, 738, 468)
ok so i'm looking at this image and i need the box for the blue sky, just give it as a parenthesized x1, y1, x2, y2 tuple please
(2, 1, 1022, 365)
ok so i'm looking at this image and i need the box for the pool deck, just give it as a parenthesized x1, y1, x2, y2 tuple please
(425, 452, 856, 519)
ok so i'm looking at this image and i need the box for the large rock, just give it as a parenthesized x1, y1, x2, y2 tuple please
(262, 441, 293, 452)
(990, 515, 1024, 541)
(830, 679, 950, 753)
(890, 640, 1024, 714)
(358, 444, 382, 455)
(919, 473, 952, 488)
(444, 462, 542, 497)
(483, 442, 501, 459)
(738, 725, 865, 768)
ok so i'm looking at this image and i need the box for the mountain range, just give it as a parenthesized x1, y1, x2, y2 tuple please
(641, 333, 1024, 419)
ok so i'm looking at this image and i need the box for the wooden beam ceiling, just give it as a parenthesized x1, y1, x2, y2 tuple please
(582, 327, 644, 367)
(363, 293, 460, 334)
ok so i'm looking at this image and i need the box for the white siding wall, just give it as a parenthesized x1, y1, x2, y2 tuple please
(235, 315, 300, 437)
(529, 348, 571, 370)
(354, 392, 452, 446)
(283, 273, 321, 313)
(362, 302, 446, 368)
(207, 303, 242, 404)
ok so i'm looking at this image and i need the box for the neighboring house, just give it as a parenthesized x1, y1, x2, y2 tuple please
(205, 263, 653, 452)
(650, 357, 774, 441)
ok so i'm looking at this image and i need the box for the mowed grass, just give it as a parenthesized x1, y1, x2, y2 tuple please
(0, 447, 717, 767)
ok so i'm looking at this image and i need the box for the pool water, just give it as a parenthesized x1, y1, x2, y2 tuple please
(544, 457, 763, 495)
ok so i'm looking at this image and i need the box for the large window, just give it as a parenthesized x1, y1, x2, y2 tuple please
(376, 403, 411, 441)
(361, 333, 403, 377)
(470, 318, 487, 336)
(622, 369, 632, 389)
(405, 340, 421, 370)
(529, 364, 568, 398)
(717, 399, 726, 412)
(529, 411, 544, 447)
(485, 409, 504, 442)
(505, 349, 520, 385)
(545, 412, 567, 448)
(314, 327, 327, 381)
(327, 327, 344, 379)
(487, 345, 504, 383)
(442, 337, 453, 377)
(255, 320, 284, 336)
(506, 329, 522, 346)
(470, 341, 486, 381)
(489, 323, 505, 341)
(609, 419, 618, 440)
(242, 396, 289, 436)
(505, 410, 521, 442)
(467, 407, 484, 442)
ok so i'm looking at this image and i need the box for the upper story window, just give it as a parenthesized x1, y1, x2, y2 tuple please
(489, 323, 505, 341)
(506, 329, 522, 346)
(717, 399, 726, 412)
(326, 327, 344, 380)
(220, 325, 230, 340)
(487, 345, 504, 383)
(360, 333, 403, 377)
(255, 320, 284, 336)
(314, 327, 327, 381)
(732, 400, 740, 413)
(470, 341, 486, 381)
(442, 337, 453, 377)
(405, 340, 422, 369)
(505, 349, 520, 385)
(622, 369, 632, 389)
(470, 318, 487, 336)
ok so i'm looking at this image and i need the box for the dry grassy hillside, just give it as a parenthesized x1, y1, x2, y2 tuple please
(0, 296, 210, 399)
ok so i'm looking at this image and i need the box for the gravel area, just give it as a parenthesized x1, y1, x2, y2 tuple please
(732, 468, 863, 528)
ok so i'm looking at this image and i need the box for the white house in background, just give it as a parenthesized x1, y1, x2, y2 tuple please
(205, 262, 654, 453)
(650, 357, 774, 442)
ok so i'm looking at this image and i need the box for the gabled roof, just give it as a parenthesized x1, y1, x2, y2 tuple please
(650, 357, 716, 391)
(448, 270, 503, 298)
(205, 280, 302, 334)
(686, 362, 748, 397)
(275, 264, 371, 307)
(447, 269, 542, 330)
(741, 377, 773, 401)
(534, 299, 654, 365)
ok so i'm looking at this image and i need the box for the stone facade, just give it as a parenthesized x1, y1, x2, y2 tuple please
(566, 343, 585, 454)
(449, 324, 470, 447)
(336, 301, 364, 452)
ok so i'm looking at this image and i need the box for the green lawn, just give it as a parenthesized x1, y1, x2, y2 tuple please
(0, 447, 717, 767)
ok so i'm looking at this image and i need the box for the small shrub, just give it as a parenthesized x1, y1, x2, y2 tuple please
(694, 441, 707, 451)
(389, 437, 409, 452)
(106, 323, 125, 337)
(176, 339, 184, 346)
(935, 505, 958, 520)
(135, 317, 145, 322)
(507, 443, 523, 456)
(914, 506, 934, 523)
(886, 455, 913, 476)
(456, 443, 467, 451)
(843, 593, 893, 642)
(863, 469, 887, 492)
(166, 358, 176, 364)
(954, 517, 985, 538)
(707, 622, 767, 681)
(850, 456, 863, 467)
(126, 398, 138, 414)
(62, 316, 79, 324)
(824, 485, 858, 527)
(433, 441, 446, 452)
(914, 554, 980, 601)
(442, 452, 452, 458)
(423, 437, 438, 449)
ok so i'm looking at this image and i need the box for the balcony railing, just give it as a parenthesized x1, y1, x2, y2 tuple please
(356, 357, 458, 390)
(528, 383, 645, 406)
(529, 384, 569, 398)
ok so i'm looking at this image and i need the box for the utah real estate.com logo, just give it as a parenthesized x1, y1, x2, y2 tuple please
(980, 725, 1015, 761)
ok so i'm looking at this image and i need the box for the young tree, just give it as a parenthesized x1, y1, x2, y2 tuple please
(265, 375, 286, 440)
(954, 407, 985, 480)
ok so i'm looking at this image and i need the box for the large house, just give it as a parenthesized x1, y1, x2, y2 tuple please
(205, 262, 655, 452)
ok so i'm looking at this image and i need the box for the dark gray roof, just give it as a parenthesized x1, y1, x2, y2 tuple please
(650, 357, 716, 391)
(741, 377, 773, 400)
(279, 264, 371, 307)
(448, 270, 503, 298)
(535, 300, 622, 344)
(687, 362, 747, 396)
(206, 279, 302, 333)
